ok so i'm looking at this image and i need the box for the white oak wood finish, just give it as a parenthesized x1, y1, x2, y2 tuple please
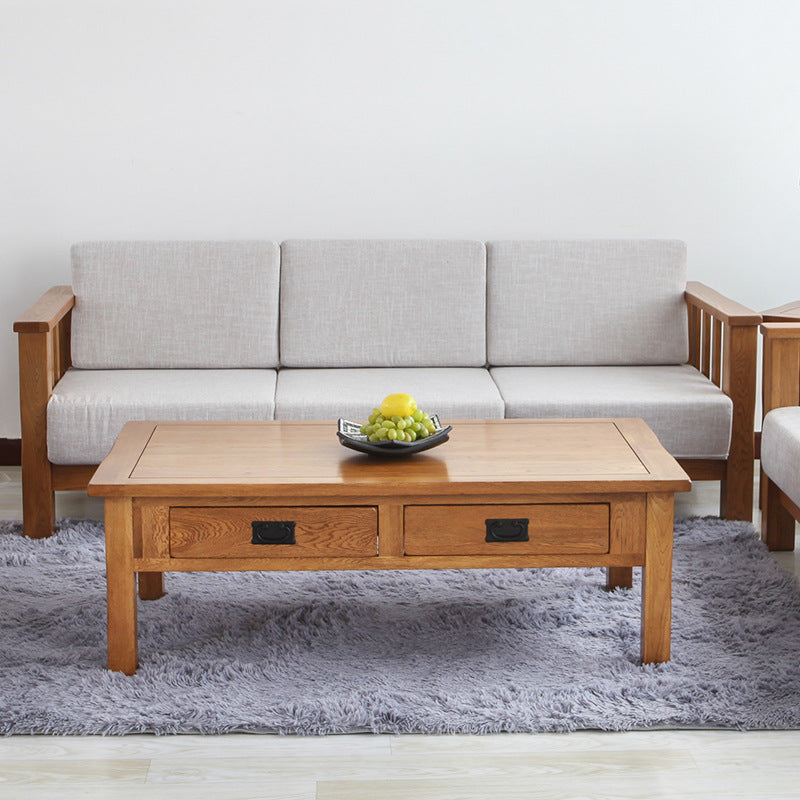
(91, 419, 682, 495)
(404, 503, 610, 555)
(88, 418, 690, 673)
(640, 492, 674, 663)
(684, 281, 759, 522)
(170, 505, 378, 558)
(14, 286, 75, 538)
(103, 497, 138, 674)
(762, 300, 800, 322)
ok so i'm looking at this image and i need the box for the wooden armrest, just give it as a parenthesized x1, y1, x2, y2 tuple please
(760, 322, 800, 339)
(762, 323, 800, 414)
(762, 301, 800, 322)
(684, 282, 761, 326)
(13, 286, 75, 333)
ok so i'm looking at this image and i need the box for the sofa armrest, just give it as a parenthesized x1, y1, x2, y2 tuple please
(15, 286, 77, 535)
(761, 322, 800, 338)
(684, 281, 761, 327)
(684, 282, 760, 520)
(684, 282, 761, 384)
(761, 322, 800, 416)
(13, 285, 75, 333)
(14, 285, 75, 392)
(762, 301, 800, 322)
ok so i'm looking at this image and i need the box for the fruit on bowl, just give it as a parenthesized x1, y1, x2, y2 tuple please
(380, 391, 417, 418)
(360, 393, 437, 443)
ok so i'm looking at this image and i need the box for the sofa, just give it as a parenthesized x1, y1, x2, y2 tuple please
(760, 317, 800, 550)
(14, 239, 761, 539)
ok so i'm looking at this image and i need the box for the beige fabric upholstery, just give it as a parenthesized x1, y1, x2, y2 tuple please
(279, 240, 487, 368)
(486, 239, 689, 366)
(49, 239, 734, 468)
(70, 241, 281, 368)
(761, 407, 800, 509)
(47, 368, 277, 464)
(490, 364, 731, 458)
(274, 368, 505, 421)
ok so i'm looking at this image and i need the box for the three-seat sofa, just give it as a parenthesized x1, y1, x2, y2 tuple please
(14, 238, 761, 538)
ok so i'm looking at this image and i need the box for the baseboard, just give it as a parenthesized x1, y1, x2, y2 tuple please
(0, 438, 22, 466)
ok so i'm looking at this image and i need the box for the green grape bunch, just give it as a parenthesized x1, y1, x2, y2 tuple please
(359, 408, 437, 443)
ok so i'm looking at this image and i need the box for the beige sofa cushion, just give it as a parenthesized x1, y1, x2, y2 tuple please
(490, 364, 731, 458)
(279, 240, 487, 368)
(761, 406, 800, 509)
(274, 367, 504, 421)
(70, 241, 281, 368)
(487, 240, 689, 366)
(47, 368, 277, 464)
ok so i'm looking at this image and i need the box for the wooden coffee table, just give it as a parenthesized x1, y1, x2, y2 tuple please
(88, 418, 690, 674)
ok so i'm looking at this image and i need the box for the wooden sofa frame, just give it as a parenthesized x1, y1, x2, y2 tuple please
(14, 282, 761, 539)
(760, 320, 800, 550)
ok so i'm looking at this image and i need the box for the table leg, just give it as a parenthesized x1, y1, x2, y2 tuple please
(606, 566, 633, 590)
(104, 498, 138, 674)
(641, 492, 673, 664)
(138, 572, 164, 600)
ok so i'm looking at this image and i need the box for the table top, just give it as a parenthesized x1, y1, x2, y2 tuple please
(88, 418, 691, 499)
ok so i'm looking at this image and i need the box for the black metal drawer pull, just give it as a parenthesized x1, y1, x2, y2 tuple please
(485, 518, 529, 542)
(251, 520, 296, 545)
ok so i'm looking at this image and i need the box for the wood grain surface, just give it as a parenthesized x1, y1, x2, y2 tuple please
(91, 418, 690, 671)
(169, 506, 378, 558)
(89, 419, 690, 498)
(404, 503, 609, 556)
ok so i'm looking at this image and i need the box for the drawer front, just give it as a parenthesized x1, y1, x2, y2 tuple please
(169, 506, 377, 558)
(404, 504, 610, 556)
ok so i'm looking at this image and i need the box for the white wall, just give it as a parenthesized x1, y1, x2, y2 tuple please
(2, 0, 799, 436)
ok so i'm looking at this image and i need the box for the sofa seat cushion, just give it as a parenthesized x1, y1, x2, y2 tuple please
(279, 240, 487, 368)
(761, 407, 800, 509)
(490, 364, 732, 458)
(274, 368, 505, 421)
(47, 368, 277, 464)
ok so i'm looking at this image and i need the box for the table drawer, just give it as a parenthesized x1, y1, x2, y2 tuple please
(169, 506, 378, 558)
(404, 504, 610, 556)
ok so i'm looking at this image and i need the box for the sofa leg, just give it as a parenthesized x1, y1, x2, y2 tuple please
(719, 460, 754, 522)
(138, 572, 165, 600)
(22, 461, 55, 539)
(762, 477, 796, 551)
(18, 330, 57, 538)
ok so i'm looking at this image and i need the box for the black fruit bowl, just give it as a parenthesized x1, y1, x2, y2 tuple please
(337, 416, 451, 456)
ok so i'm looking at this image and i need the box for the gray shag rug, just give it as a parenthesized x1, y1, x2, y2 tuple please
(1, 517, 800, 736)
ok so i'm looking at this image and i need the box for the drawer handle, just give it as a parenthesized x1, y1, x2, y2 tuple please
(251, 520, 296, 545)
(485, 518, 529, 542)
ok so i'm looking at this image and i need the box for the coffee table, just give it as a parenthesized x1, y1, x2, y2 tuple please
(88, 418, 690, 674)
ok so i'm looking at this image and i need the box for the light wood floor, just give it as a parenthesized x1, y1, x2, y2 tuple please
(1, 467, 799, 800)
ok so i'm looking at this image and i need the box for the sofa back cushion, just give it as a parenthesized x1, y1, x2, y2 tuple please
(486, 239, 689, 366)
(279, 240, 487, 367)
(70, 241, 281, 368)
